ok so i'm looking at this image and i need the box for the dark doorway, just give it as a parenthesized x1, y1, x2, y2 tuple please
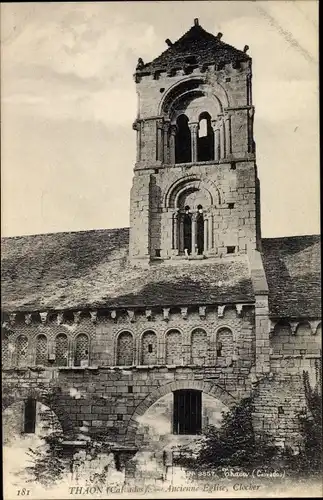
(173, 389, 202, 435)
(24, 398, 36, 434)
(175, 114, 191, 164)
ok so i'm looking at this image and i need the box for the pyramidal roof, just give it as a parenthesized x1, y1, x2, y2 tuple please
(136, 19, 250, 76)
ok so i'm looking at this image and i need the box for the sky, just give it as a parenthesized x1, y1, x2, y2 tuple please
(1, 1, 319, 238)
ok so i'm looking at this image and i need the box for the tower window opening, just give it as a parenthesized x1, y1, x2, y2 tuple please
(175, 114, 191, 164)
(227, 246, 235, 254)
(197, 112, 214, 162)
(216, 341, 223, 357)
(183, 206, 192, 255)
(148, 344, 153, 353)
(196, 205, 204, 255)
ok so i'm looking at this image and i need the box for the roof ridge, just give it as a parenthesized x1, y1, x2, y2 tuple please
(1, 226, 130, 241)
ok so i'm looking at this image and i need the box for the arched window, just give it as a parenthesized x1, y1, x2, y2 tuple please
(36, 334, 48, 366)
(166, 329, 182, 365)
(191, 328, 208, 365)
(16, 335, 28, 366)
(74, 334, 89, 367)
(197, 112, 214, 162)
(216, 327, 233, 362)
(175, 114, 191, 164)
(116, 331, 134, 366)
(141, 331, 157, 365)
(55, 333, 68, 367)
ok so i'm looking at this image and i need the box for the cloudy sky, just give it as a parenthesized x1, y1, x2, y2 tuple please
(1, 1, 319, 238)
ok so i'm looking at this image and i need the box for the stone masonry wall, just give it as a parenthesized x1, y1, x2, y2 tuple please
(130, 161, 258, 261)
(2, 306, 256, 448)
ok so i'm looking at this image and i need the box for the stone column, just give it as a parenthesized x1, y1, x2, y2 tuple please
(211, 120, 220, 161)
(224, 113, 232, 156)
(219, 117, 226, 160)
(191, 213, 197, 255)
(204, 217, 208, 252)
(163, 121, 170, 163)
(156, 120, 163, 162)
(189, 122, 199, 163)
(132, 120, 141, 162)
(169, 125, 177, 164)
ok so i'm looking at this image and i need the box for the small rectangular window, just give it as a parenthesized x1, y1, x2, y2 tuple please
(24, 398, 36, 434)
(155, 249, 161, 258)
(117, 414, 123, 421)
(225, 77, 231, 82)
(148, 344, 153, 353)
(228, 203, 235, 209)
(227, 246, 235, 254)
(128, 386, 133, 393)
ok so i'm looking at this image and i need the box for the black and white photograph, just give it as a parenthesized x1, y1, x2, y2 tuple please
(1, 1, 321, 498)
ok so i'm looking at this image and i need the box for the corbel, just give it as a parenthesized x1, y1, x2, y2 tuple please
(24, 314, 32, 325)
(57, 312, 64, 325)
(145, 309, 153, 321)
(9, 313, 16, 326)
(163, 308, 170, 322)
(199, 306, 206, 319)
(181, 307, 188, 320)
(73, 311, 81, 325)
(39, 312, 48, 324)
(217, 305, 225, 318)
(127, 310, 135, 323)
(309, 320, 321, 335)
(290, 321, 299, 335)
(235, 304, 243, 316)
(90, 310, 97, 324)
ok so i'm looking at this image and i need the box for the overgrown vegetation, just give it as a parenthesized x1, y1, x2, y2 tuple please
(181, 371, 322, 478)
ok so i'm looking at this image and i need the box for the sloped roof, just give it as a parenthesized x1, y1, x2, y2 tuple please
(137, 22, 250, 76)
(1, 228, 254, 312)
(261, 235, 321, 318)
(1, 230, 320, 318)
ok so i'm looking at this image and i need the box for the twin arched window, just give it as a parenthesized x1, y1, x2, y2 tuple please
(174, 112, 215, 164)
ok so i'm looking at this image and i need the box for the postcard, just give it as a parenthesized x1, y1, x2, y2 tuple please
(1, 1, 321, 498)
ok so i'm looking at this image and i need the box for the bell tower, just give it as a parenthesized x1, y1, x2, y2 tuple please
(129, 19, 261, 264)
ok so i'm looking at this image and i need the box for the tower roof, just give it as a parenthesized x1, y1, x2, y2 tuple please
(136, 19, 250, 76)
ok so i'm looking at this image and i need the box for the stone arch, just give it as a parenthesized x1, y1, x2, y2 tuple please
(215, 326, 234, 361)
(74, 333, 90, 367)
(191, 327, 208, 365)
(124, 380, 238, 445)
(2, 389, 74, 435)
(140, 329, 158, 365)
(116, 330, 134, 366)
(164, 174, 222, 209)
(165, 328, 183, 365)
(158, 76, 229, 117)
(35, 333, 48, 366)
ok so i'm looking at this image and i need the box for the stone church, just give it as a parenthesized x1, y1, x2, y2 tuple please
(1, 20, 321, 471)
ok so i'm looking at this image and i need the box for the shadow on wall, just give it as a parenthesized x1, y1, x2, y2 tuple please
(135, 392, 228, 453)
